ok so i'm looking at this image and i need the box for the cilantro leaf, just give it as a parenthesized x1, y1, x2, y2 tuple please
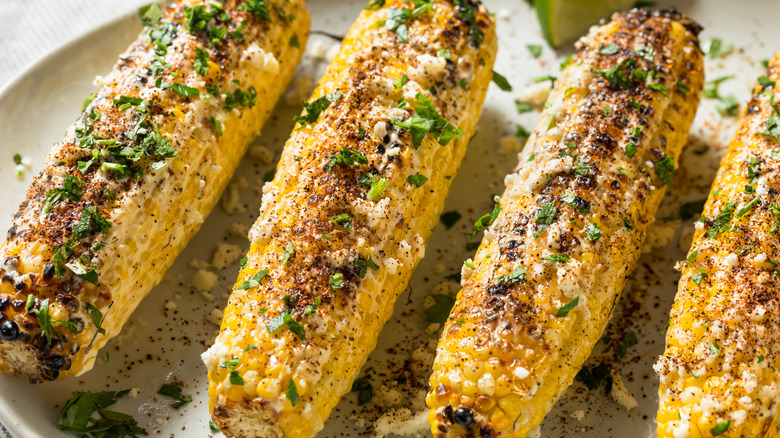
(351, 377, 373, 405)
(492, 71, 512, 91)
(391, 92, 463, 148)
(295, 92, 342, 127)
(555, 294, 580, 317)
(424, 294, 455, 324)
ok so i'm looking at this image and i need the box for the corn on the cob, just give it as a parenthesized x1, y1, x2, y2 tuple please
(202, 1, 497, 436)
(0, 0, 308, 382)
(656, 55, 780, 438)
(426, 9, 703, 437)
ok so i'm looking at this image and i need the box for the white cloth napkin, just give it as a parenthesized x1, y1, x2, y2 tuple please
(0, 2, 151, 436)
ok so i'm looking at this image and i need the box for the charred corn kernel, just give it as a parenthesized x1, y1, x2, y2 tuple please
(656, 53, 780, 438)
(427, 9, 704, 438)
(203, 0, 497, 436)
(0, 0, 308, 382)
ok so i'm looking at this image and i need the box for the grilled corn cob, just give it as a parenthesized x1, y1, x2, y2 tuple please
(0, 0, 308, 382)
(427, 9, 703, 437)
(656, 55, 780, 438)
(202, 1, 497, 436)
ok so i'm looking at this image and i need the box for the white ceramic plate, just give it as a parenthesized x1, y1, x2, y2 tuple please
(0, 1, 779, 437)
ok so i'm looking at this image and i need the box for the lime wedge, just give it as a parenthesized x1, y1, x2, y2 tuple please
(535, 0, 638, 47)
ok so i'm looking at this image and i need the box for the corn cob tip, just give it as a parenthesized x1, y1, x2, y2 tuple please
(212, 394, 284, 438)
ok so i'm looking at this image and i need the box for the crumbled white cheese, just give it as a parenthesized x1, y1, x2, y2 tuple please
(610, 370, 638, 410)
(221, 176, 249, 215)
(325, 43, 340, 62)
(211, 243, 243, 270)
(189, 259, 211, 270)
(723, 253, 739, 268)
(373, 408, 428, 438)
(376, 384, 404, 409)
(642, 220, 680, 253)
(240, 43, 280, 75)
(129, 388, 141, 398)
(206, 307, 223, 326)
(513, 366, 530, 379)
(671, 410, 691, 438)
(571, 409, 585, 422)
(248, 145, 274, 163)
(477, 373, 496, 396)
(164, 300, 177, 310)
(730, 409, 747, 425)
(308, 40, 327, 60)
(201, 337, 229, 369)
(516, 82, 551, 109)
(192, 269, 218, 292)
(202, 291, 215, 301)
(228, 221, 250, 239)
(409, 54, 448, 82)
(499, 135, 523, 155)
(527, 426, 542, 438)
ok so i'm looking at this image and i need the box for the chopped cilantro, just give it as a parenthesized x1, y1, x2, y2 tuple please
(535, 201, 557, 225)
(194, 47, 211, 76)
(329, 273, 344, 289)
(407, 174, 428, 187)
(648, 83, 668, 96)
(492, 71, 512, 91)
(711, 420, 730, 436)
(708, 38, 733, 59)
(353, 255, 380, 278)
(351, 377, 373, 405)
(329, 213, 353, 228)
(497, 265, 527, 285)
(655, 153, 675, 186)
(158, 382, 192, 410)
(598, 43, 618, 55)
(326, 147, 368, 172)
(295, 92, 342, 127)
(555, 294, 579, 317)
(526, 44, 542, 58)
(236, 269, 269, 291)
(625, 141, 637, 158)
(267, 311, 305, 340)
(709, 340, 721, 356)
(737, 197, 760, 217)
(58, 390, 145, 437)
(44, 175, 85, 213)
(286, 379, 300, 406)
(86, 303, 106, 335)
(281, 243, 294, 266)
(425, 294, 455, 323)
(473, 202, 500, 235)
(543, 254, 570, 263)
(440, 210, 462, 229)
(515, 99, 533, 113)
(707, 201, 736, 238)
(391, 92, 463, 148)
(139, 3, 163, 27)
(617, 331, 638, 359)
(394, 74, 409, 89)
(584, 222, 602, 241)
